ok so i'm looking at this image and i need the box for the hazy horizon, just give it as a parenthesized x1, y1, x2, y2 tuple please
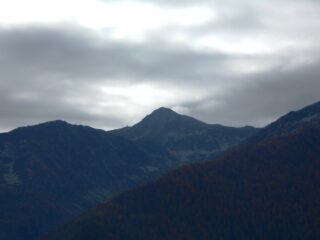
(3, 100, 320, 134)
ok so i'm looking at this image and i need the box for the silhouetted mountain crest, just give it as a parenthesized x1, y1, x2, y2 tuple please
(0, 108, 258, 240)
(1, 120, 104, 143)
(40, 120, 70, 126)
(6, 120, 82, 135)
(249, 101, 320, 143)
(138, 107, 204, 129)
(150, 107, 178, 116)
(8, 119, 69, 132)
(110, 107, 258, 162)
(46, 100, 320, 240)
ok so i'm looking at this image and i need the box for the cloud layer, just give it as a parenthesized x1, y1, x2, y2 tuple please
(0, 0, 320, 131)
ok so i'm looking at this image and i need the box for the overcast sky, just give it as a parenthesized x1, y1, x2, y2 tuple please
(0, 0, 320, 132)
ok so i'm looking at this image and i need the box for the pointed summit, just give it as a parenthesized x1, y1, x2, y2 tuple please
(109, 106, 206, 141)
(141, 107, 183, 125)
(110, 107, 258, 159)
(151, 107, 178, 116)
(137, 107, 206, 132)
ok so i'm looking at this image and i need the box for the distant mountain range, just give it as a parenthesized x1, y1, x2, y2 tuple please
(46, 101, 320, 240)
(0, 108, 257, 240)
(111, 107, 257, 163)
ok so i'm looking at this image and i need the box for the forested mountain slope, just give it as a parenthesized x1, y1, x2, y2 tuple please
(47, 101, 320, 240)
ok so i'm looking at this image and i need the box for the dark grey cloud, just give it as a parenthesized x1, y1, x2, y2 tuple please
(1, 22, 320, 131)
(0, 76, 127, 131)
(0, 25, 233, 131)
(0, 25, 233, 83)
(1, 0, 320, 131)
(179, 59, 320, 127)
(0, 93, 123, 131)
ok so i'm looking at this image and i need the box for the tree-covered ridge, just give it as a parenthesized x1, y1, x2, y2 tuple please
(0, 109, 257, 240)
(46, 103, 320, 240)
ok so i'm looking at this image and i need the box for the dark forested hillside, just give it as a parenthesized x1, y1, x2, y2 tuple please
(0, 120, 160, 240)
(0, 109, 257, 240)
(46, 101, 320, 240)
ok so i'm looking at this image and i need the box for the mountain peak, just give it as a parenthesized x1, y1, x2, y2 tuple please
(110, 107, 207, 140)
(141, 107, 202, 127)
(141, 107, 181, 124)
(150, 107, 178, 116)
(39, 120, 70, 127)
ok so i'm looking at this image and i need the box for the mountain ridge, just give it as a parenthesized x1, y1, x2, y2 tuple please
(0, 107, 257, 240)
(45, 100, 320, 240)
(110, 107, 258, 163)
(249, 101, 320, 143)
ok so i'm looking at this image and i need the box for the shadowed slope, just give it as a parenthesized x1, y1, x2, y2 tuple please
(0, 121, 158, 240)
(46, 102, 320, 240)
(0, 109, 258, 240)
